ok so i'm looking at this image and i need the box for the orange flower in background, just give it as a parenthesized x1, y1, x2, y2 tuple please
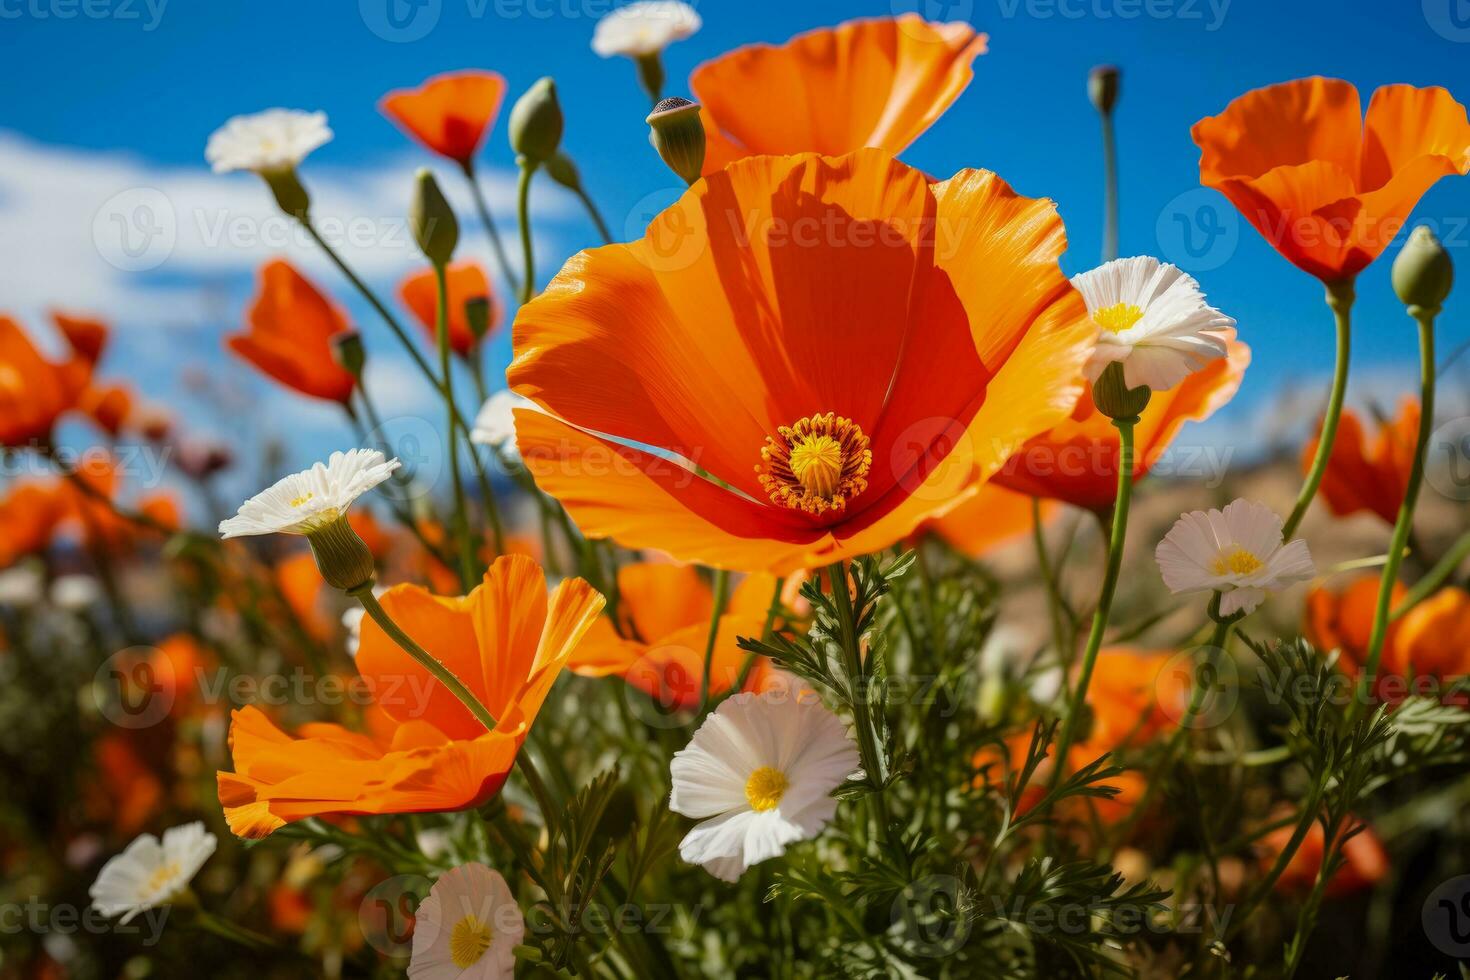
(59, 455, 179, 553)
(1193, 77, 1470, 281)
(399, 260, 497, 357)
(0, 316, 90, 447)
(567, 563, 785, 708)
(0, 480, 68, 567)
(510, 149, 1094, 574)
(692, 15, 987, 174)
(1304, 575, 1404, 674)
(1263, 814, 1388, 897)
(78, 382, 135, 438)
(1304, 397, 1417, 524)
(927, 483, 1052, 557)
(1391, 585, 1470, 688)
(380, 70, 507, 166)
(52, 311, 109, 365)
(227, 260, 356, 404)
(994, 337, 1250, 511)
(218, 556, 603, 837)
(275, 551, 333, 641)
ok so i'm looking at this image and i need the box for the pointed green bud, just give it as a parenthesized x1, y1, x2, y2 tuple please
(306, 517, 377, 593)
(543, 151, 583, 192)
(464, 296, 492, 341)
(1392, 225, 1453, 313)
(1091, 360, 1151, 422)
(332, 331, 366, 378)
(1089, 65, 1120, 116)
(647, 97, 706, 186)
(509, 77, 563, 165)
(263, 167, 310, 219)
(410, 168, 458, 267)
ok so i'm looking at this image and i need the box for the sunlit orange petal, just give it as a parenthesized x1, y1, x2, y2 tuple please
(380, 70, 507, 164)
(398, 260, 496, 357)
(227, 260, 356, 404)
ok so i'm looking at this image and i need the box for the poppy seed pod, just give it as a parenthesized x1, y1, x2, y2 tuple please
(1091, 361, 1151, 422)
(1089, 65, 1120, 116)
(410, 168, 459, 267)
(543, 151, 583, 192)
(332, 331, 366, 378)
(509, 77, 563, 165)
(1392, 226, 1453, 312)
(647, 97, 706, 186)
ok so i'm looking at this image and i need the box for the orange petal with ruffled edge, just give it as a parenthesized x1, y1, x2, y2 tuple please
(52, 311, 109, 365)
(928, 483, 1048, 557)
(0, 316, 91, 447)
(380, 70, 507, 164)
(1396, 586, 1470, 679)
(399, 260, 497, 357)
(692, 15, 986, 173)
(227, 260, 356, 404)
(1305, 396, 1417, 524)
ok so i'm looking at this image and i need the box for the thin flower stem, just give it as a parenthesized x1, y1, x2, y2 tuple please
(696, 568, 731, 710)
(460, 160, 521, 296)
(1099, 109, 1118, 263)
(1283, 279, 1355, 539)
(1394, 527, 1470, 619)
(516, 161, 538, 305)
(729, 576, 785, 695)
(194, 909, 286, 952)
(1031, 496, 1073, 666)
(575, 185, 614, 245)
(1050, 418, 1136, 783)
(433, 262, 478, 591)
(1359, 305, 1435, 707)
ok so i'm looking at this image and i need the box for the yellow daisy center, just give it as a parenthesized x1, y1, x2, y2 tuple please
(1094, 302, 1144, 334)
(289, 492, 315, 508)
(144, 861, 181, 896)
(449, 914, 494, 968)
(1212, 547, 1263, 576)
(745, 766, 790, 812)
(757, 413, 872, 516)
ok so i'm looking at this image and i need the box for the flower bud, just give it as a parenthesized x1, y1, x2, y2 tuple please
(1091, 360, 1151, 421)
(543, 151, 583, 192)
(464, 297, 492, 341)
(262, 167, 311, 219)
(306, 517, 377, 593)
(1089, 65, 1120, 116)
(410, 168, 458, 267)
(647, 97, 706, 186)
(1392, 225, 1453, 312)
(332, 331, 366, 378)
(509, 77, 564, 165)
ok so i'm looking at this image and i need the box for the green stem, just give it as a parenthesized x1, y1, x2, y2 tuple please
(1284, 279, 1355, 539)
(1395, 527, 1470, 620)
(1032, 496, 1073, 667)
(433, 263, 478, 592)
(516, 161, 538, 305)
(1100, 109, 1118, 263)
(1359, 305, 1435, 705)
(460, 160, 521, 296)
(575, 186, 614, 245)
(696, 569, 731, 710)
(1051, 418, 1136, 782)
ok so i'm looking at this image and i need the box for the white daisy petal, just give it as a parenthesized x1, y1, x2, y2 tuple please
(1155, 498, 1315, 614)
(89, 822, 217, 924)
(206, 109, 332, 174)
(591, 1, 701, 58)
(218, 449, 399, 539)
(471, 391, 539, 462)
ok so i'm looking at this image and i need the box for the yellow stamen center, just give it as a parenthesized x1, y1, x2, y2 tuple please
(144, 862, 181, 897)
(1211, 548, 1263, 576)
(745, 766, 789, 812)
(1094, 302, 1144, 334)
(289, 492, 315, 508)
(450, 914, 494, 968)
(757, 413, 872, 516)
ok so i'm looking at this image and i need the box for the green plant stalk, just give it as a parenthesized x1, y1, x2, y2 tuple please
(516, 161, 538, 305)
(460, 160, 521, 296)
(1100, 109, 1118, 263)
(434, 263, 478, 591)
(696, 568, 731, 710)
(1051, 418, 1136, 783)
(1394, 527, 1470, 619)
(1359, 306, 1435, 706)
(1284, 279, 1355, 538)
(1032, 495, 1074, 669)
(575, 185, 613, 245)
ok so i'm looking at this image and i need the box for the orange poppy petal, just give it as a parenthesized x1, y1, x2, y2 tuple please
(1360, 84, 1470, 191)
(227, 260, 356, 403)
(1195, 77, 1363, 185)
(616, 563, 714, 642)
(398, 260, 495, 357)
(929, 483, 1047, 557)
(380, 70, 507, 164)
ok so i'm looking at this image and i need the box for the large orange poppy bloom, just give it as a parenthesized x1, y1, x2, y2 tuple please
(692, 15, 987, 175)
(1193, 77, 1470, 281)
(0, 316, 90, 448)
(509, 149, 1094, 575)
(217, 556, 603, 837)
(227, 260, 356, 404)
(380, 70, 507, 166)
(398, 260, 497, 358)
(1303, 397, 1417, 525)
(993, 337, 1250, 511)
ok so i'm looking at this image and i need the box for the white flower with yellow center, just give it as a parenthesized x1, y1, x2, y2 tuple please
(670, 691, 859, 882)
(591, 1, 701, 58)
(1074, 256, 1234, 392)
(409, 863, 523, 980)
(218, 449, 399, 539)
(89, 822, 217, 923)
(205, 108, 332, 174)
(1155, 498, 1315, 617)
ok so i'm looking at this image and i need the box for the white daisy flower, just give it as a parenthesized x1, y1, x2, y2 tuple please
(50, 574, 102, 612)
(1074, 256, 1234, 392)
(205, 109, 332, 174)
(669, 691, 859, 882)
(471, 391, 538, 462)
(219, 449, 400, 539)
(409, 863, 523, 980)
(1155, 498, 1315, 617)
(89, 822, 217, 923)
(591, 1, 701, 58)
(0, 565, 44, 608)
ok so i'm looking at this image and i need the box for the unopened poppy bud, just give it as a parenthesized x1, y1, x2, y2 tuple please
(647, 97, 706, 186)
(1089, 65, 1120, 116)
(305, 517, 377, 593)
(464, 297, 492, 341)
(332, 331, 366, 377)
(1392, 225, 1453, 312)
(263, 167, 311, 219)
(1091, 360, 1151, 421)
(509, 77, 564, 165)
(543, 151, 583, 192)
(410, 168, 458, 267)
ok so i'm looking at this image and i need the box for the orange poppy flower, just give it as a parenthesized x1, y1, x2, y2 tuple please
(1193, 77, 1470, 281)
(1303, 397, 1417, 524)
(78, 382, 135, 438)
(1393, 585, 1470, 687)
(509, 149, 1094, 574)
(0, 479, 68, 567)
(1303, 575, 1404, 675)
(217, 556, 603, 837)
(993, 337, 1250, 511)
(926, 483, 1052, 557)
(1262, 813, 1387, 897)
(275, 551, 333, 642)
(1085, 648, 1191, 750)
(692, 15, 987, 175)
(398, 260, 497, 357)
(91, 732, 165, 836)
(0, 316, 91, 448)
(58, 454, 179, 553)
(380, 70, 507, 166)
(227, 260, 356, 404)
(567, 562, 779, 709)
(52, 311, 109, 365)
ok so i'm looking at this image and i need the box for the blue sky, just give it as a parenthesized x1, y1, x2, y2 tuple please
(3, 0, 1469, 499)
